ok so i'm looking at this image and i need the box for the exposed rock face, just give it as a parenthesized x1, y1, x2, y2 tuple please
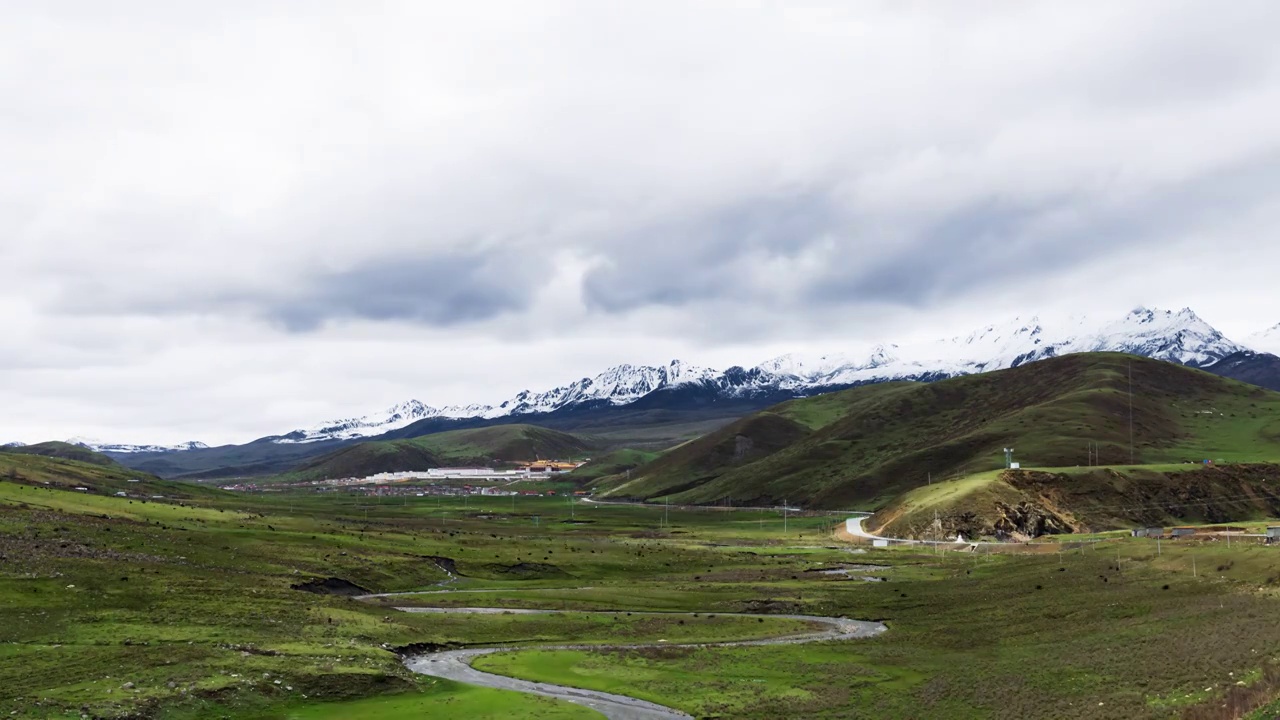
(879, 464, 1280, 540)
(990, 501, 1076, 537)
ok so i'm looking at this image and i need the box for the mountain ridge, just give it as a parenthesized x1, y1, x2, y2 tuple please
(263, 306, 1258, 445)
(76, 306, 1280, 472)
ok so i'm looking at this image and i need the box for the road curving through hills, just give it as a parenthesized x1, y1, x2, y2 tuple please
(394, 605, 888, 720)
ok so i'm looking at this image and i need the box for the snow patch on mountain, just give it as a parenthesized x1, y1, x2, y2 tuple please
(273, 361, 722, 444)
(751, 307, 1243, 390)
(274, 400, 449, 444)
(69, 438, 210, 454)
(1247, 323, 1280, 355)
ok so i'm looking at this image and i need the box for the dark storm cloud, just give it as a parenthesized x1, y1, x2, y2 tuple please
(810, 151, 1280, 309)
(580, 190, 842, 312)
(269, 250, 540, 331)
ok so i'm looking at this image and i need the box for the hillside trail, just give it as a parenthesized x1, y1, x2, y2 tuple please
(387, 603, 887, 719)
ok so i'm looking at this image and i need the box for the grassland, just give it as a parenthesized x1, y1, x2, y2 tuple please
(600, 353, 1280, 510)
(10, 451, 1280, 718)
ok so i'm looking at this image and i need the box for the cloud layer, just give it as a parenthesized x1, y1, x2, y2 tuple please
(5, 1, 1280, 443)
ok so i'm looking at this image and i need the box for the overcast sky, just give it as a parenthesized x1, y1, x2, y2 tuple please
(5, 1, 1280, 445)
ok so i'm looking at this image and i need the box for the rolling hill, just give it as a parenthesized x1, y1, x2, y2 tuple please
(868, 463, 1280, 539)
(0, 449, 225, 501)
(285, 424, 597, 482)
(4, 441, 121, 467)
(596, 353, 1280, 509)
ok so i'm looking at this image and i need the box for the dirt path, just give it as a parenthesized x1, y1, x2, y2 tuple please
(395, 606, 887, 720)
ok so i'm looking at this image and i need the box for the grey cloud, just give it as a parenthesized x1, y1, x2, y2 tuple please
(581, 190, 843, 312)
(269, 250, 542, 331)
(8, 1, 1280, 444)
(813, 151, 1280, 308)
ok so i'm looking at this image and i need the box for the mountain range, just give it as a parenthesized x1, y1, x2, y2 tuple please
(40, 307, 1280, 470)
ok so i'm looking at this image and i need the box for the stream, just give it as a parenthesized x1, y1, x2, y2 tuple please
(393, 606, 887, 719)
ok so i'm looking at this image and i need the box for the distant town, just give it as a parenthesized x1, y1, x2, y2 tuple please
(219, 459, 588, 496)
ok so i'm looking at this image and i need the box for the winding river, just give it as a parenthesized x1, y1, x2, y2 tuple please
(389, 604, 887, 719)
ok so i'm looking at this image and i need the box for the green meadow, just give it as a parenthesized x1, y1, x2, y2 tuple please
(7, 451, 1280, 718)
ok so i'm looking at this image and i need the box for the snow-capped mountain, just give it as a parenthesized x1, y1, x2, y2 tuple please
(268, 306, 1249, 446)
(69, 438, 210, 454)
(1248, 323, 1280, 355)
(481, 360, 721, 418)
(274, 400, 452, 444)
(275, 361, 722, 444)
(1, 441, 26, 449)
(740, 307, 1245, 393)
(86, 306, 1265, 451)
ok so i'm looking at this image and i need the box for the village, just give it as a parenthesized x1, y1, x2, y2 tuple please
(219, 459, 589, 497)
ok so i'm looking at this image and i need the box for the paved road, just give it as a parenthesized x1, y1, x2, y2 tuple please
(397, 606, 887, 720)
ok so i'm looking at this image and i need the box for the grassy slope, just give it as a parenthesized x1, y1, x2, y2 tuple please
(285, 425, 597, 482)
(0, 456, 818, 719)
(872, 463, 1280, 539)
(10, 454, 1280, 717)
(569, 448, 661, 485)
(601, 353, 1280, 509)
(4, 441, 120, 467)
(0, 451, 224, 501)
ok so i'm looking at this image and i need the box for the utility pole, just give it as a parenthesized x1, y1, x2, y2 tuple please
(783, 499, 788, 534)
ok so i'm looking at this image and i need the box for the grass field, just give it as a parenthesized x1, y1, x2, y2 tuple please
(8, 451, 1280, 718)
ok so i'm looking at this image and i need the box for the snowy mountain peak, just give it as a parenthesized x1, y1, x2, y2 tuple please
(275, 399, 451, 444)
(754, 352, 857, 380)
(1091, 307, 1239, 367)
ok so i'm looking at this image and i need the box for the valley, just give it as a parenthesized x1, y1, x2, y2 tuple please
(10, 349, 1280, 718)
(9, 446, 1280, 719)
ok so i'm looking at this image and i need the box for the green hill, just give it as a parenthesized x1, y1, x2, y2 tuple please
(287, 424, 596, 482)
(0, 450, 223, 500)
(869, 463, 1280, 539)
(598, 353, 1280, 509)
(4, 441, 120, 467)
(569, 448, 661, 485)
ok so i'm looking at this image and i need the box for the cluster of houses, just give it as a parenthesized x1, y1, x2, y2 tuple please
(1130, 526, 1280, 542)
(349, 461, 586, 484)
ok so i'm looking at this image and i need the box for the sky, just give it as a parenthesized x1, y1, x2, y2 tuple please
(5, 1, 1280, 445)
